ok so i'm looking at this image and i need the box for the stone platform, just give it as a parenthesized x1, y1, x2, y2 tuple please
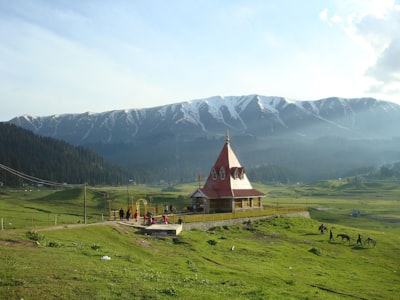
(144, 223, 183, 236)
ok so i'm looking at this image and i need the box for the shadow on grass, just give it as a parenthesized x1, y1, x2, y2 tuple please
(328, 241, 342, 245)
(352, 245, 370, 250)
(24, 206, 51, 213)
(328, 241, 353, 246)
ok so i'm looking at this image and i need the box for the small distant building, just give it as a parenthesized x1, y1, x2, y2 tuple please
(352, 210, 361, 217)
(190, 132, 265, 213)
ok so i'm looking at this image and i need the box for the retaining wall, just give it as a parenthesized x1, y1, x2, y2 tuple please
(182, 211, 310, 231)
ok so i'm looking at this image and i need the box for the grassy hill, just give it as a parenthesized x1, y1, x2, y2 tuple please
(1, 217, 398, 299)
(0, 181, 399, 299)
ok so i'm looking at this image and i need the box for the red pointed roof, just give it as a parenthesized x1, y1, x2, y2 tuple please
(194, 132, 265, 199)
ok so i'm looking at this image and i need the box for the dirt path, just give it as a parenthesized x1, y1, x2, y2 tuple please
(1, 211, 310, 234)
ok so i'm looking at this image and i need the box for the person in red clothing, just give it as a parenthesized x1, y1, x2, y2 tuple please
(162, 215, 169, 224)
(134, 210, 138, 222)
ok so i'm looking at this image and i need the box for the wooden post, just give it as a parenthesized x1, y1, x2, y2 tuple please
(126, 182, 129, 206)
(107, 200, 111, 219)
(84, 183, 87, 224)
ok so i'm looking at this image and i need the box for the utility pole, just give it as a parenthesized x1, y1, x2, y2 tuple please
(127, 181, 129, 206)
(84, 183, 87, 224)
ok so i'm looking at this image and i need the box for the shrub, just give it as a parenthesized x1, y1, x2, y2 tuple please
(26, 230, 45, 242)
(47, 241, 62, 248)
(207, 239, 217, 246)
(161, 287, 178, 296)
(309, 247, 321, 256)
(91, 243, 101, 250)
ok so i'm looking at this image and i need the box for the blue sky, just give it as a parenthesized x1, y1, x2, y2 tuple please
(1, 0, 399, 121)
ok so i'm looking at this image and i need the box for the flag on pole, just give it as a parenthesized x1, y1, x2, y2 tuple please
(197, 174, 201, 187)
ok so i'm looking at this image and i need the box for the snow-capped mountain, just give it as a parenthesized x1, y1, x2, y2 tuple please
(8, 95, 400, 144)
(8, 95, 400, 182)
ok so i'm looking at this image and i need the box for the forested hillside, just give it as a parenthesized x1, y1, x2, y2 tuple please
(2, 121, 399, 186)
(0, 123, 131, 186)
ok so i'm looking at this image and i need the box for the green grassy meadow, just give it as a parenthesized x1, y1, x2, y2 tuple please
(0, 180, 399, 299)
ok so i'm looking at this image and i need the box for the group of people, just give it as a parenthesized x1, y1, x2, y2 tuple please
(118, 208, 139, 222)
(115, 208, 184, 226)
(319, 223, 376, 247)
(143, 212, 170, 225)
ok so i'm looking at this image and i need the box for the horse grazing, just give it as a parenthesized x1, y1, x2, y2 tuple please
(336, 233, 351, 242)
(364, 237, 377, 247)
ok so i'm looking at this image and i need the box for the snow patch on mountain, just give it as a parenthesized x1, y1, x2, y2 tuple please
(124, 110, 142, 137)
(172, 101, 205, 131)
(305, 100, 320, 114)
(82, 122, 95, 141)
(21, 115, 41, 131)
(257, 96, 282, 114)
(8, 95, 400, 145)
(173, 95, 247, 130)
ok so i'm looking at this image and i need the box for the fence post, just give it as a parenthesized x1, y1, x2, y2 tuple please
(1, 218, 3, 230)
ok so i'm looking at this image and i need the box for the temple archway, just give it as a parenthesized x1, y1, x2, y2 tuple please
(135, 198, 148, 218)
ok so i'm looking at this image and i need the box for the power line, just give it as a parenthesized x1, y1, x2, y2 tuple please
(0, 163, 112, 197)
(0, 163, 84, 188)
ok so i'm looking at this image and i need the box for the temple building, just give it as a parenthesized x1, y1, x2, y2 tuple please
(189, 132, 265, 213)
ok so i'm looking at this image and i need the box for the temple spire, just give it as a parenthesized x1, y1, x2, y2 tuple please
(226, 129, 230, 144)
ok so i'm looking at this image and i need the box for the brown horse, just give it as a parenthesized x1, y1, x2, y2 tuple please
(336, 233, 351, 242)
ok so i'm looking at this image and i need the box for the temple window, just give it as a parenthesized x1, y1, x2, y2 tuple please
(219, 167, 226, 180)
(211, 168, 217, 180)
(233, 168, 239, 179)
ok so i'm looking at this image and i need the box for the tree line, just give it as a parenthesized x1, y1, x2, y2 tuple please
(0, 123, 131, 186)
(2, 122, 399, 187)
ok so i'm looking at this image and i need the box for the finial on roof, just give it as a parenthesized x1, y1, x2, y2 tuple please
(226, 129, 230, 144)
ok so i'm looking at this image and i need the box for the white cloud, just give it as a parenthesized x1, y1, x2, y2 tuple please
(320, 1, 400, 101)
(365, 35, 400, 97)
(366, 37, 400, 81)
(331, 14, 343, 23)
(319, 9, 328, 21)
(358, 5, 400, 97)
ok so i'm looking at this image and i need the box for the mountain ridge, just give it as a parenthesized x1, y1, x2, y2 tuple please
(8, 95, 400, 183)
(9, 95, 400, 144)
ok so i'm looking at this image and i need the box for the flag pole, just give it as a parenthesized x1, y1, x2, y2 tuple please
(197, 173, 201, 188)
